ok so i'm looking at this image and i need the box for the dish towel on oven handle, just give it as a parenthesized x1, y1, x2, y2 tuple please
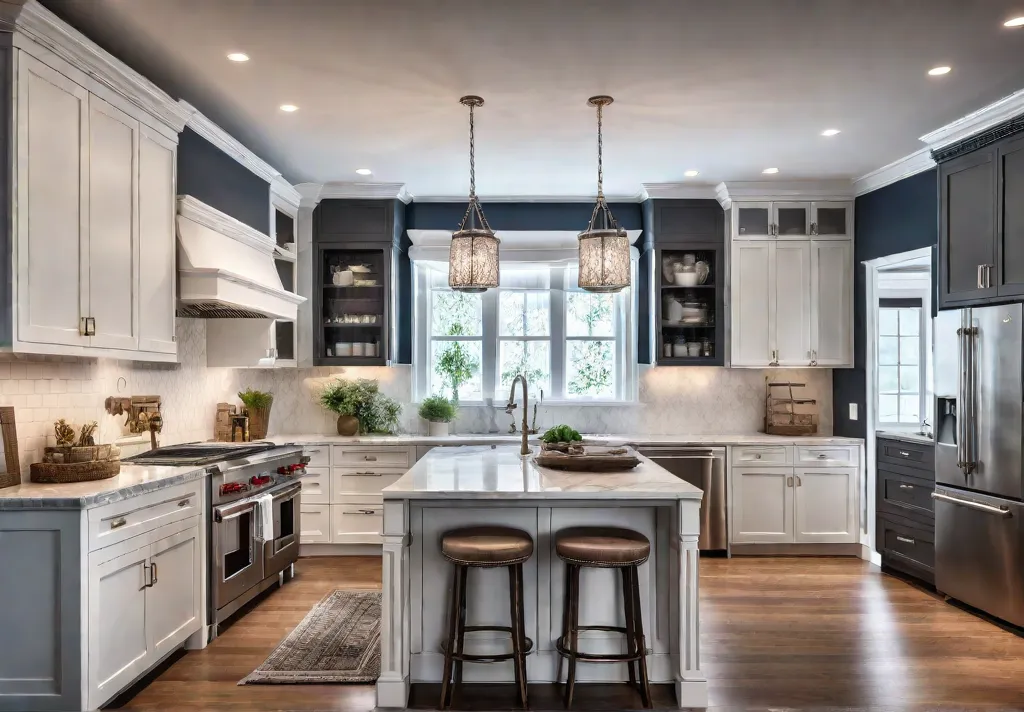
(254, 492, 275, 542)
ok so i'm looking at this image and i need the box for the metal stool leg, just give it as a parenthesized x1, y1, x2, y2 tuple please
(452, 564, 469, 706)
(439, 564, 464, 710)
(620, 567, 638, 690)
(627, 565, 652, 709)
(508, 563, 529, 708)
(563, 564, 581, 709)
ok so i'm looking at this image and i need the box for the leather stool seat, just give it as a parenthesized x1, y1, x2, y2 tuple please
(441, 526, 534, 566)
(555, 527, 651, 567)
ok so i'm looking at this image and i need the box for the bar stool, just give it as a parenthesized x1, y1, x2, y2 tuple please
(438, 526, 534, 710)
(555, 527, 652, 710)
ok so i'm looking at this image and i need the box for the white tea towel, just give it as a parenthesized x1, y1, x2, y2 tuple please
(255, 493, 275, 541)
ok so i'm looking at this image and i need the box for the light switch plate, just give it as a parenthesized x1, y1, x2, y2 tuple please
(849, 403, 858, 420)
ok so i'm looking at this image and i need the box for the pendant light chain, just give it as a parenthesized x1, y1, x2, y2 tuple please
(596, 100, 604, 200)
(468, 100, 476, 198)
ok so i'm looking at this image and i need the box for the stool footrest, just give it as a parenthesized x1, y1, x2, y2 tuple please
(556, 627, 649, 663)
(441, 626, 534, 663)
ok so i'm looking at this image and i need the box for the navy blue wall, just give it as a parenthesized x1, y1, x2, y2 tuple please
(832, 169, 938, 439)
(407, 201, 644, 234)
(177, 127, 271, 234)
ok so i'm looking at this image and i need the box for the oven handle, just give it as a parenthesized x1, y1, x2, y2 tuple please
(214, 498, 257, 522)
(270, 481, 302, 502)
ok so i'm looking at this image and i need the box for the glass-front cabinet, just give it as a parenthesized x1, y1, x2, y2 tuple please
(735, 203, 772, 238)
(733, 200, 852, 239)
(314, 243, 392, 366)
(773, 202, 811, 237)
(811, 201, 851, 238)
(655, 244, 725, 366)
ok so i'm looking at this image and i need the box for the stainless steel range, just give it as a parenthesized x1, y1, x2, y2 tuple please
(124, 442, 307, 636)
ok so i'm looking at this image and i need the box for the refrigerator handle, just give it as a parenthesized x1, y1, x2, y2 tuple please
(956, 320, 966, 473)
(958, 313, 978, 475)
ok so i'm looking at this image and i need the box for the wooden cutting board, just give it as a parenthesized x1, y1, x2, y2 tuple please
(534, 445, 640, 472)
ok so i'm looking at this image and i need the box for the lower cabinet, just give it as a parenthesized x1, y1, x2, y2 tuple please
(299, 504, 331, 543)
(331, 500, 384, 544)
(730, 447, 859, 545)
(88, 520, 201, 708)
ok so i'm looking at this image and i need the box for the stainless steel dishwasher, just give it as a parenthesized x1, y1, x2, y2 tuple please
(638, 446, 727, 551)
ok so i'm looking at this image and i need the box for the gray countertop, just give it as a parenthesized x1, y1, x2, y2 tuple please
(270, 433, 864, 447)
(876, 430, 935, 446)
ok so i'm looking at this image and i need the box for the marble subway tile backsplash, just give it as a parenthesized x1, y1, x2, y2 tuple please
(0, 319, 832, 480)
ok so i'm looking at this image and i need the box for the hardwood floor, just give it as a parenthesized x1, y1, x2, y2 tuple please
(118, 556, 1024, 711)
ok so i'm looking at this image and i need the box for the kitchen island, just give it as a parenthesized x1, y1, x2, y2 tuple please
(376, 445, 705, 710)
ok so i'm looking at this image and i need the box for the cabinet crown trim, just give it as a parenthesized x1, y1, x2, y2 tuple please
(921, 87, 1024, 154)
(715, 181, 855, 209)
(641, 183, 718, 200)
(15, 0, 190, 132)
(177, 195, 277, 256)
(300, 182, 412, 204)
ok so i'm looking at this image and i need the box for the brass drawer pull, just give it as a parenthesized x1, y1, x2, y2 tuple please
(110, 517, 127, 530)
(895, 535, 915, 545)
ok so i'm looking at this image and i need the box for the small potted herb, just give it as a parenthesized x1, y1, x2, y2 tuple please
(418, 395, 456, 437)
(540, 424, 583, 452)
(238, 388, 273, 439)
(318, 378, 401, 436)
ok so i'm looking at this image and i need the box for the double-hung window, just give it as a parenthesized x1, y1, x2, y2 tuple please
(877, 298, 928, 428)
(414, 262, 635, 403)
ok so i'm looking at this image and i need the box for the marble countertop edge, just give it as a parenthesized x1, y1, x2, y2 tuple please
(0, 465, 208, 510)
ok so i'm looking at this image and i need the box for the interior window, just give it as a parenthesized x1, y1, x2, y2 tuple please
(878, 298, 925, 427)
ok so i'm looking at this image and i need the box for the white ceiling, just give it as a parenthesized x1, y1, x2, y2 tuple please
(42, 0, 1024, 197)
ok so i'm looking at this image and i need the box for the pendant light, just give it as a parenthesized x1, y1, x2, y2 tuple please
(578, 95, 630, 293)
(449, 95, 499, 293)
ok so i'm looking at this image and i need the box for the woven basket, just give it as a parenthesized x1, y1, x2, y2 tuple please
(247, 405, 272, 440)
(30, 459, 121, 484)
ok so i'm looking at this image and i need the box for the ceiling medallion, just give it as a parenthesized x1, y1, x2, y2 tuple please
(449, 95, 499, 293)
(578, 95, 630, 294)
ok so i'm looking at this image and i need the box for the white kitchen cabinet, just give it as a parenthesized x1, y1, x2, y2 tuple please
(8, 44, 180, 362)
(734, 202, 773, 238)
(300, 505, 332, 543)
(773, 202, 811, 238)
(810, 239, 853, 366)
(730, 467, 794, 544)
(731, 241, 773, 367)
(811, 201, 853, 238)
(731, 200, 853, 240)
(147, 525, 202, 660)
(331, 501, 384, 544)
(774, 241, 812, 366)
(793, 467, 857, 543)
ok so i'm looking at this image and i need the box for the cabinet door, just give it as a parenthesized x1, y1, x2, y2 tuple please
(794, 467, 857, 543)
(733, 202, 772, 239)
(331, 502, 383, 544)
(300, 504, 331, 543)
(147, 524, 201, 660)
(772, 202, 811, 238)
(730, 467, 794, 543)
(88, 545, 150, 706)
(88, 95, 139, 350)
(138, 125, 178, 354)
(731, 241, 773, 366)
(939, 148, 997, 307)
(774, 241, 812, 366)
(15, 53, 90, 346)
(810, 239, 853, 366)
(997, 135, 1024, 298)
(811, 201, 852, 238)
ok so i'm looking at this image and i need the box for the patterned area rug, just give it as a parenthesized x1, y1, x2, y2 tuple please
(239, 589, 381, 684)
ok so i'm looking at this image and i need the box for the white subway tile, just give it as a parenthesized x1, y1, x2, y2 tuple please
(8, 363, 25, 379)
(34, 380, 51, 394)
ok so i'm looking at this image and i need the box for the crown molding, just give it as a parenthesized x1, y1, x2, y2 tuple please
(714, 180, 855, 208)
(853, 148, 935, 196)
(176, 195, 276, 256)
(295, 183, 323, 208)
(179, 101, 281, 183)
(310, 182, 412, 203)
(15, 0, 189, 132)
(641, 183, 718, 200)
(270, 176, 301, 210)
(920, 88, 1024, 150)
(0, 0, 25, 31)
(411, 192, 645, 203)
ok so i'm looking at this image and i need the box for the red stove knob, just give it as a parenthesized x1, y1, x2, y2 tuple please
(250, 474, 272, 486)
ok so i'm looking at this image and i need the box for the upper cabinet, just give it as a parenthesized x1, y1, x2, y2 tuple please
(732, 200, 852, 240)
(5, 10, 185, 362)
(938, 126, 1024, 309)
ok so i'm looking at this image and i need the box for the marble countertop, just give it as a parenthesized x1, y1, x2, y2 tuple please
(0, 464, 208, 510)
(382, 445, 704, 501)
(876, 430, 935, 445)
(271, 433, 863, 447)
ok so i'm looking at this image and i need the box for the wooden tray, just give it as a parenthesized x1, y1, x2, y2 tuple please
(30, 460, 121, 484)
(534, 445, 641, 472)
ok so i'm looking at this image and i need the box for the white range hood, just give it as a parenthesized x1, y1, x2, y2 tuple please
(176, 195, 305, 320)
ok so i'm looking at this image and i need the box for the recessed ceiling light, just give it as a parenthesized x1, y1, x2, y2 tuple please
(928, 66, 951, 76)
(279, 104, 298, 112)
(226, 52, 249, 62)
(355, 168, 373, 176)
(1004, 16, 1024, 27)
(683, 169, 700, 177)
(821, 128, 841, 137)
(762, 167, 779, 175)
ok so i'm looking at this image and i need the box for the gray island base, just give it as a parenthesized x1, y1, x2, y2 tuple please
(375, 445, 706, 710)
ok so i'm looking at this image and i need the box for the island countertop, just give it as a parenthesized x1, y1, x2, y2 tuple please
(382, 444, 703, 501)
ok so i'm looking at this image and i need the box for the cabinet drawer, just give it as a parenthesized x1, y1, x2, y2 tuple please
(88, 480, 202, 552)
(331, 468, 404, 499)
(300, 504, 331, 543)
(332, 445, 411, 468)
(877, 513, 934, 582)
(878, 469, 934, 520)
(795, 445, 858, 466)
(302, 444, 330, 468)
(877, 438, 934, 472)
(733, 446, 790, 465)
(301, 467, 329, 503)
(331, 501, 383, 544)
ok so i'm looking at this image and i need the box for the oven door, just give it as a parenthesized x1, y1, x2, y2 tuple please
(213, 497, 265, 609)
(264, 481, 302, 576)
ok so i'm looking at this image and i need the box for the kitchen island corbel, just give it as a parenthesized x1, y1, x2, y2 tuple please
(375, 445, 706, 710)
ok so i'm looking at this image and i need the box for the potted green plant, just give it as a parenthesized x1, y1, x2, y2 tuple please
(418, 395, 456, 437)
(436, 324, 479, 402)
(318, 378, 401, 436)
(237, 388, 273, 439)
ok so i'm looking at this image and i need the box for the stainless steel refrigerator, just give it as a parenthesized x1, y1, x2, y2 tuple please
(933, 303, 1024, 628)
